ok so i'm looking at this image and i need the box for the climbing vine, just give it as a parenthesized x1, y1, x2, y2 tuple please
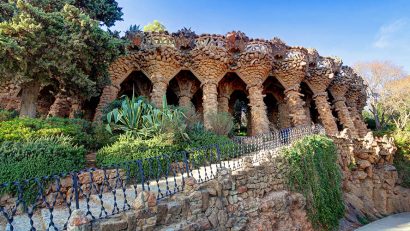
(283, 135, 344, 230)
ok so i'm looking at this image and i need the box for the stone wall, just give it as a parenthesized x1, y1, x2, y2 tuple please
(71, 150, 312, 231)
(335, 132, 410, 230)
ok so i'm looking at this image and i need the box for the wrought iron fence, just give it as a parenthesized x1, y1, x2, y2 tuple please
(0, 124, 324, 230)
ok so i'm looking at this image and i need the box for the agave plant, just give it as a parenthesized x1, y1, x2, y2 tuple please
(106, 94, 188, 140)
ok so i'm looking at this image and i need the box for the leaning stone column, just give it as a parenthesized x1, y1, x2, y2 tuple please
(248, 84, 270, 135)
(93, 84, 120, 121)
(333, 96, 358, 137)
(150, 80, 168, 108)
(217, 94, 230, 113)
(48, 92, 70, 117)
(284, 84, 309, 126)
(329, 66, 359, 138)
(313, 92, 338, 136)
(202, 82, 218, 130)
(69, 96, 81, 119)
(178, 94, 193, 109)
(277, 102, 291, 128)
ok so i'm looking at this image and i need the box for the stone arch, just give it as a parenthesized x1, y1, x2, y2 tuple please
(118, 71, 153, 99)
(263, 76, 289, 129)
(218, 72, 250, 134)
(93, 55, 143, 121)
(37, 85, 56, 117)
(168, 70, 201, 108)
(217, 72, 248, 112)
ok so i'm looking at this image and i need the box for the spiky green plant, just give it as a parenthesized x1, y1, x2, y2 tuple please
(106, 95, 187, 140)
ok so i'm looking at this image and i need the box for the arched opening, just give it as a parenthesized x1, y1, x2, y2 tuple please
(37, 85, 56, 118)
(166, 88, 179, 106)
(168, 70, 201, 108)
(263, 94, 279, 129)
(82, 96, 100, 120)
(300, 82, 320, 124)
(263, 76, 287, 129)
(191, 88, 203, 117)
(218, 72, 249, 135)
(327, 90, 343, 130)
(118, 71, 152, 99)
(229, 90, 250, 135)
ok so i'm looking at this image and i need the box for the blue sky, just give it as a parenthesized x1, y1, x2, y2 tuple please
(112, 0, 410, 72)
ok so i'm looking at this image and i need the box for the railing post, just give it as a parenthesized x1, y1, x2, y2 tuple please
(72, 172, 80, 210)
(182, 151, 191, 177)
(215, 144, 222, 168)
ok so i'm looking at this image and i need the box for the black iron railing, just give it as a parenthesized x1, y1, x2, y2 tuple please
(0, 124, 324, 230)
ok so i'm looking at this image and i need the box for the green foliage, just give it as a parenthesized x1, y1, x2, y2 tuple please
(0, 0, 125, 117)
(0, 135, 85, 201)
(207, 112, 234, 136)
(143, 20, 166, 32)
(0, 117, 112, 150)
(74, 0, 123, 27)
(96, 133, 181, 178)
(180, 124, 233, 149)
(101, 98, 123, 122)
(106, 95, 187, 140)
(0, 136, 85, 183)
(283, 135, 344, 230)
(0, 109, 18, 121)
(393, 130, 410, 188)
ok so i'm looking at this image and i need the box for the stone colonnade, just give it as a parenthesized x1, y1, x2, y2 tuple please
(87, 31, 368, 137)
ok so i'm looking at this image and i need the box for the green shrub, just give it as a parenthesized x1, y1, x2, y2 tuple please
(0, 117, 113, 150)
(96, 133, 182, 178)
(0, 109, 18, 122)
(282, 135, 344, 230)
(393, 130, 410, 188)
(180, 124, 233, 149)
(207, 112, 234, 136)
(0, 136, 86, 201)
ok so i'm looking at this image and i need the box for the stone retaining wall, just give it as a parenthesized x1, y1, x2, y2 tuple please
(73, 150, 312, 231)
(68, 133, 410, 231)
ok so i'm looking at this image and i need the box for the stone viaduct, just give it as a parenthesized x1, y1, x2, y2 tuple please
(94, 30, 368, 137)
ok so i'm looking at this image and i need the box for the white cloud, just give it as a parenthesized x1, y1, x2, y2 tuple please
(373, 18, 408, 48)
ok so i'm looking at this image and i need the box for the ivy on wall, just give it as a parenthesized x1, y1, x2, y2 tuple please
(283, 135, 345, 230)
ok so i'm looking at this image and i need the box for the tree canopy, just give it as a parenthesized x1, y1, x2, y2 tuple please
(0, 0, 125, 117)
(354, 60, 407, 130)
(143, 20, 166, 32)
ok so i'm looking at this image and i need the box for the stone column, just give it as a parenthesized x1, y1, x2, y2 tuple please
(150, 80, 168, 108)
(348, 105, 369, 137)
(69, 96, 81, 119)
(48, 92, 70, 117)
(277, 102, 291, 129)
(218, 94, 230, 113)
(178, 94, 193, 109)
(93, 84, 120, 121)
(284, 85, 309, 126)
(202, 82, 218, 130)
(313, 92, 338, 136)
(333, 96, 358, 138)
(248, 84, 270, 135)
